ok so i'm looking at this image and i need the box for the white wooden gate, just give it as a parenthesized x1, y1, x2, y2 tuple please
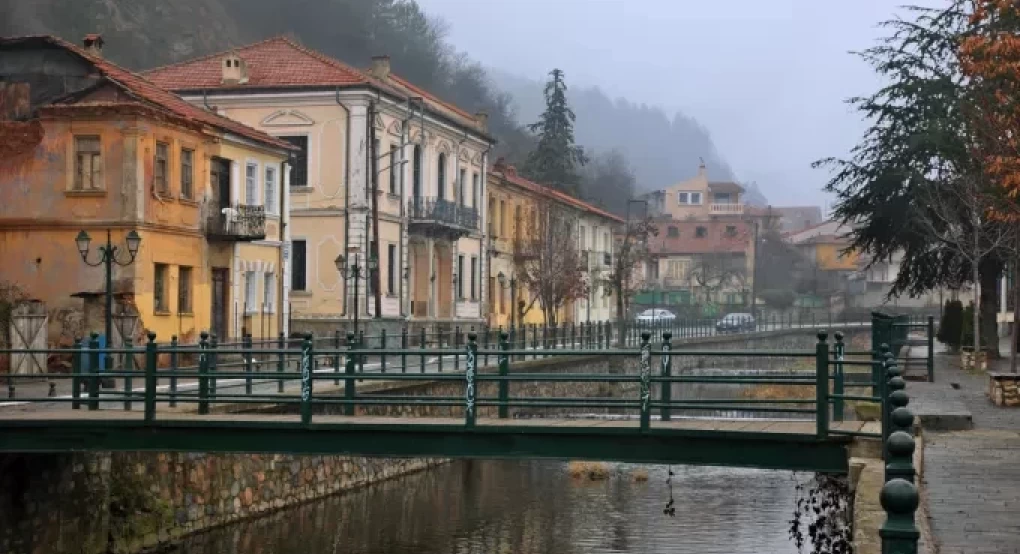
(10, 301, 47, 375)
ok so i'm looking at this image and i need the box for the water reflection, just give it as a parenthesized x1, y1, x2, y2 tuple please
(169, 461, 808, 554)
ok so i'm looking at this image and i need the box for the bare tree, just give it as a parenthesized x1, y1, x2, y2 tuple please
(608, 212, 657, 345)
(688, 252, 748, 306)
(914, 176, 1012, 363)
(513, 199, 587, 326)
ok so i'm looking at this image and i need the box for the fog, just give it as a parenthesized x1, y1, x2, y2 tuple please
(417, 0, 943, 209)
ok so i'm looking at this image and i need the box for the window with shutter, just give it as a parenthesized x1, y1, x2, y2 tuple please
(154, 142, 169, 194)
(180, 148, 194, 199)
(265, 166, 277, 214)
(291, 240, 307, 291)
(245, 162, 258, 205)
(74, 136, 103, 190)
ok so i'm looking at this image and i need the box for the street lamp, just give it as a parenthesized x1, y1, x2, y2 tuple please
(336, 246, 378, 336)
(497, 271, 517, 328)
(76, 229, 142, 383)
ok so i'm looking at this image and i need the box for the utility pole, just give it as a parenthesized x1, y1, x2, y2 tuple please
(370, 101, 382, 317)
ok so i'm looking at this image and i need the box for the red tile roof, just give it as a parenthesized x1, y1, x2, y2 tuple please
(144, 36, 485, 132)
(144, 36, 367, 90)
(649, 220, 752, 255)
(489, 162, 624, 224)
(1, 35, 294, 151)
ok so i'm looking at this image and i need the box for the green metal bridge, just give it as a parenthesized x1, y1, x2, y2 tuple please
(0, 314, 930, 552)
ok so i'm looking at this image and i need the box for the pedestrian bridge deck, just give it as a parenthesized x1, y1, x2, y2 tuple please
(0, 410, 875, 474)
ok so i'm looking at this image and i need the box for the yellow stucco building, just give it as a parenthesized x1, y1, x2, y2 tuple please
(0, 35, 292, 345)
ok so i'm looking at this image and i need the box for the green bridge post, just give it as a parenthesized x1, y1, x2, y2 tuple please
(198, 332, 210, 415)
(465, 333, 477, 428)
(498, 331, 510, 419)
(243, 333, 253, 396)
(345, 333, 356, 416)
(880, 391, 920, 553)
(209, 334, 218, 397)
(144, 332, 157, 422)
(402, 327, 409, 373)
(927, 315, 935, 382)
(420, 327, 426, 373)
(333, 330, 342, 383)
(454, 326, 460, 372)
(884, 350, 903, 458)
(660, 332, 672, 422)
(87, 332, 100, 411)
(833, 332, 845, 422)
(639, 332, 652, 431)
(358, 330, 365, 373)
(437, 328, 444, 372)
(277, 333, 286, 393)
(381, 328, 388, 373)
(71, 337, 82, 410)
(815, 331, 829, 439)
(301, 334, 313, 425)
(169, 335, 178, 408)
(122, 336, 133, 411)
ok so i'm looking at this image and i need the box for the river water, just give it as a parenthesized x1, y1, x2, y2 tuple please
(169, 460, 811, 554)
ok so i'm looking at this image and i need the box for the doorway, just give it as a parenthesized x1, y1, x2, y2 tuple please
(212, 268, 229, 339)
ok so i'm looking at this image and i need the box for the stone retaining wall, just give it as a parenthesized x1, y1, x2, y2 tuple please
(988, 372, 1020, 406)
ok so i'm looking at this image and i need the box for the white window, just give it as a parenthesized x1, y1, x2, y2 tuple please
(263, 273, 276, 313)
(677, 191, 702, 205)
(244, 271, 257, 313)
(265, 166, 277, 214)
(245, 162, 259, 205)
(579, 225, 586, 249)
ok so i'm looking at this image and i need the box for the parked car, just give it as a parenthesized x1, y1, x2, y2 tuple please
(716, 313, 756, 333)
(635, 309, 677, 325)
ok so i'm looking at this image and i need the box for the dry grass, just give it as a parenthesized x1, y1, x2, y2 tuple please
(568, 461, 611, 481)
(631, 469, 649, 482)
(740, 384, 814, 400)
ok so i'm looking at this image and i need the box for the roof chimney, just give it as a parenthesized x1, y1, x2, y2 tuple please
(83, 34, 104, 57)
(369, 55, 391, 79)
(475, 111, 488, 131)
(221, 52, 248, 86)
(492, 157, 507, 173)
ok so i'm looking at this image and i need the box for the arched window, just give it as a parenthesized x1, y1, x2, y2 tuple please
(437, 153, 446, 200)
(412, 145, 422, 199)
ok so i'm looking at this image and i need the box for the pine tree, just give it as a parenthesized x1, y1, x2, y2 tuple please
(524, 69, 588, 194)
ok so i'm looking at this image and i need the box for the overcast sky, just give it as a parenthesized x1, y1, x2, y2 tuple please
(415, 0, 940, 210)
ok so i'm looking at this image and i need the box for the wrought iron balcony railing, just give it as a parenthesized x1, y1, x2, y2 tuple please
(206, 204, 266, 241)
(408, 197, 478, 231)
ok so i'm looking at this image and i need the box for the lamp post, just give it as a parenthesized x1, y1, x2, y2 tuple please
(75, 229, 142, 382)
(336, 245, 378, 337)
(497, 271, 517, 329)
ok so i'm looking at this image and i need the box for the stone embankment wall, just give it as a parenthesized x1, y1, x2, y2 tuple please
(0, 325, 870, 554)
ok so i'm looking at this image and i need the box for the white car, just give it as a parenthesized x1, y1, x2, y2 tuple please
(635, 309, 676, 324)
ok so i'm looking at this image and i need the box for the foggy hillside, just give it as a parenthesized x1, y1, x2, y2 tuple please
(0, 0, 765, 205)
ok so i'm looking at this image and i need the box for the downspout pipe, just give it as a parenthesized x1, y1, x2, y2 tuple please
(337, 87, 352, 317)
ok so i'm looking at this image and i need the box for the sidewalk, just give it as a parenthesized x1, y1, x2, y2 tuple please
(910, 336, 1020, 554)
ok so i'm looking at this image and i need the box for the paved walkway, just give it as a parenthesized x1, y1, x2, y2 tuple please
(909, 337, 1020, 554)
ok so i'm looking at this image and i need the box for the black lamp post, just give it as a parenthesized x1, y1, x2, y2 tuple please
(497, 271, 517, 329)
(336, 246, 378, 336)
(75, 229, 142, 382)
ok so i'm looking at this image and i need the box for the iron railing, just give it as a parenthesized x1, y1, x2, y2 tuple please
(206, 204, 266, 240)
(408, 197, 478, 230)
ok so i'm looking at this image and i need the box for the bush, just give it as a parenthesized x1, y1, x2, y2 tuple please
(959, 301, 990, 351)
(937, 300, 964, 352)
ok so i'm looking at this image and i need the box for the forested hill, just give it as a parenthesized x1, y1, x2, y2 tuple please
(1, 0, 760, 207)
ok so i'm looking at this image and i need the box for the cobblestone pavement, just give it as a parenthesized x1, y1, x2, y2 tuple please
(913, 337, 1020, 554)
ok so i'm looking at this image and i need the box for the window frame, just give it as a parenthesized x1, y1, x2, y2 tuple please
(291, 240, 308, 292)
(263, 272, 276, 313)
(154, 141, 170, 195)
(437, 152, 447, 200)
(389, 145, 399, 195)
(73, 135, 103, 191)
(457, 255, 465, 300)
(154, 263, 169, 313)
(180, 148, 194, 200)
(387, 243, 397, 296)
(245, 161, 259, 206)
(244, 271, 258, 314)
(279, 135, 309, 188)
(264, 165, 278, 215)
(178, 265, 193, 314)
(470, 257, 477, 300)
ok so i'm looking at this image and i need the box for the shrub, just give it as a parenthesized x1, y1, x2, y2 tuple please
(937, 299, 964, 352)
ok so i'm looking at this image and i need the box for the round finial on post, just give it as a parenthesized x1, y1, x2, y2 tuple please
(147, 332, 157, 343)
(880, 343, 890, 354)
(200, 331, 209, 341)
(663, 332, 673, 341)
(889, 389, 909, 409)
(890, 406, 914, 432)
(641, 331, 651, 342)
(346, 332, 355, 342)
(500, 331, 509, 341)
(817, 331, 828, 342)
(887, 430, 916, 459)
(90, 331, 100, 339)
(468, 332, 477, 342)
(888, 376, 906, 394)
(834, 331, 844, 342)
(880, 478, 919, 516)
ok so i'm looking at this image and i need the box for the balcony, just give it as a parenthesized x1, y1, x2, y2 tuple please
(206, 204, 266, 241)
(408, 197, 478, 240)
(709, 203, 746, 215)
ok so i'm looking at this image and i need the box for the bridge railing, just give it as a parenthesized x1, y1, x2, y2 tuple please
(0, 329, 894, 442)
